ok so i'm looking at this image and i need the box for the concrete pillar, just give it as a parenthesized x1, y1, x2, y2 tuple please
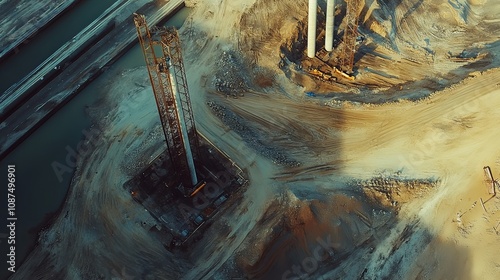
(307, 0, 317, 58)
(325, 0, 335, 51)
(169, 64, 198, 186)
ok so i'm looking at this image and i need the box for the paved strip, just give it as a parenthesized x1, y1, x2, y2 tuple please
(0, 0, 130, 121)
(0, 0, 185, 160)
(0, 0, 80, 61)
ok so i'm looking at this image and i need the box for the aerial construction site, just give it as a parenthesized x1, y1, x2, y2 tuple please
(2, 0, 500, 279)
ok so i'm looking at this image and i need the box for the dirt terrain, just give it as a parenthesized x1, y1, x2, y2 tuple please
(13, 0, 500, 279)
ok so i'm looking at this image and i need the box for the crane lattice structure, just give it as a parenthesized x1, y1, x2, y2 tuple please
(134, 14, 200, 194)
(338, 0, 361, 74)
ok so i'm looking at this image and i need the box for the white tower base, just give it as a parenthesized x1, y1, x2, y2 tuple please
(325, 0, 335, 52)
(307, 0, 318, 58)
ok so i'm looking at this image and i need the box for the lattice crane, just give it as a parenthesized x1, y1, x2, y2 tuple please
(133, 14, 200, 194)
(338, 0, 361, 74)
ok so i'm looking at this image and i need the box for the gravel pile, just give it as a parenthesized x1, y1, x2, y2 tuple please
(214, 51, 248, 96)
(359, 176, 438, 198)
(121, 123, 164, 176)
(355, 175, 438, 209)
(207, 101, 300, 166)
(361, 176, 437, 189)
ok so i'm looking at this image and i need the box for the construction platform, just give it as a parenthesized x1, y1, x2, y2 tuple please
(123, 133, 248, 250)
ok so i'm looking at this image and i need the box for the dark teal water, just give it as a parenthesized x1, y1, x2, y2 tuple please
(0, 0, 116, 94)
(0, 6, 191, 279)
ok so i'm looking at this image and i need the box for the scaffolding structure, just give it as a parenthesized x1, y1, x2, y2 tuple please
(134, 14, 200, 193)
(338, 0, 361, 74)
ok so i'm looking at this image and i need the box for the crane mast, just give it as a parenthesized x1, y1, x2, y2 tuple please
(338, 0, 361, 74)
(133, 14, 199, 193)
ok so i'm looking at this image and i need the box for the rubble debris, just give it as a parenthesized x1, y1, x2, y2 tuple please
(356, 175, 438, 211)
(214, 51, 249, 96)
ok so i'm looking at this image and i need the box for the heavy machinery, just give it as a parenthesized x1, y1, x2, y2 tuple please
(307, 0, 361, 80)
(130, 14, 248, 249)
(134, 13, 200, 196)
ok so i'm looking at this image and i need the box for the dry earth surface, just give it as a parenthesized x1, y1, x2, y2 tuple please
(13, 0, 500, 279)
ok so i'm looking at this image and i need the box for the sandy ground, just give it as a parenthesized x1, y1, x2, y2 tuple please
(13, 0, 500, 279)
(203, 69, 500, 279)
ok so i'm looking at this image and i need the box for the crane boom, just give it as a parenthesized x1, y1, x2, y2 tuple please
(338, 0, 361, 74)
(133, 14, 199, 193)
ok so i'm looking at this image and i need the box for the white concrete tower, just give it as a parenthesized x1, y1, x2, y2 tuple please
(325, 0, 335, 51)
(168, 64, 198, 186)
(307, 0, 317, 58)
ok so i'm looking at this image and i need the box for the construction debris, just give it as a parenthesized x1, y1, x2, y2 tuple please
(358, 175, 438, 211)
(483, 166, 497, 195)
(215, 51, 248, 96)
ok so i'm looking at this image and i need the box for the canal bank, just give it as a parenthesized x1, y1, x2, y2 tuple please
(0, 0, 126, 121)
(0, 0, 81, 62)
(0, 0, 116, 94)
(0, 0, 186, 160)
(0, 6, 191, 279)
